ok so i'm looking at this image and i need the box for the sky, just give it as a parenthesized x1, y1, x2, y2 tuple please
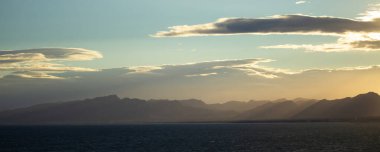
(1, 0, 380, 109)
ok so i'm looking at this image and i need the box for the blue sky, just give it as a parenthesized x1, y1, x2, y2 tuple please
(2, 0, 380, 70)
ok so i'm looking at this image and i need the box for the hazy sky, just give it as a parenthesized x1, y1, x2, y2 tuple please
(1, 0, 380, 109)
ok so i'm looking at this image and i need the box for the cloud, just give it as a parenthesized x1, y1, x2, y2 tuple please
(209, 58, 290, 78)
(350, 40, 380, 49)
(0, 48, 102, 61)
(0, 62, 97, 72)
(156, 58, 286, 79)
(358, 4, 380, 21)
(2, 58, 380, 110)
(0, 53, 46, 64)
(127, 66, 163, 73)
(186, 72, 217, 77)
(3, 71, 64, 79)
(262, 32, 380, 52)
(153, 5, 380, 52)
(295, 1, 307, 4)
(0, 48, 102, 79)
(153, 15, 380, 37)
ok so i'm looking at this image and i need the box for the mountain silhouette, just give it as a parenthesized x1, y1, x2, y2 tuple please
(1, 92, 380, 124)
(0, 96, 236, 124)
(208, 100, 268, 112)
(294, 92, 380, 119)
(236, 100, 315, 120)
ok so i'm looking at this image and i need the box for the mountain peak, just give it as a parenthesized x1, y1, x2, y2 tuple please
(172, 99, 206, 107)
(366, 91, 379, 96)
(353, 92, 380, 101)
(92, 95, 120, 101)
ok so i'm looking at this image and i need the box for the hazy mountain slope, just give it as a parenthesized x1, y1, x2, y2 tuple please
(0, 95, 236, 124)
(2, 92, 380, 124)
(294, 92, 380, 119)
(236, 100, 315, 120)
(208, 100, 268, 112)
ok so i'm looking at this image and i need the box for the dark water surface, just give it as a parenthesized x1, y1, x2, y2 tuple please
(1, 123, 380, 152)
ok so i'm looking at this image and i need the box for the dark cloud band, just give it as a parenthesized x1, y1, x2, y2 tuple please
(154, 15, 380, 37)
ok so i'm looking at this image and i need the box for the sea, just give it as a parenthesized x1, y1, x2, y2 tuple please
(1, 123, 380, 152)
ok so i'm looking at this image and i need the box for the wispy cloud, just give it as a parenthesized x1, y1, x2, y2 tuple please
(186, 72, 218, 77)
(127, 66, 163, 73)
(295, 1, 307, 5)
(262, 32, 380, 52)
(0, 48, 102, 79)
(357, 4, 380, 21)
(4, 71, 64, 79)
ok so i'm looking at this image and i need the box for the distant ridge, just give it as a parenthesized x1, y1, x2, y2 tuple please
(1, 92, 380, 124)
(293, 92, 380, 119)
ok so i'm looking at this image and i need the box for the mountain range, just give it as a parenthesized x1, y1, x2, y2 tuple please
(1, 92, 380, 124)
